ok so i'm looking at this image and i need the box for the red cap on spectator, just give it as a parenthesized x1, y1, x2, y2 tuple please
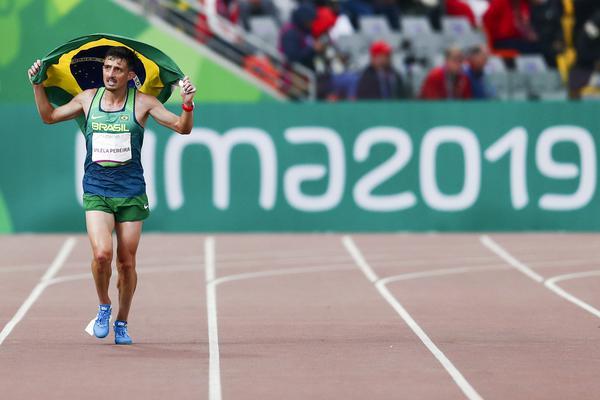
(370, 41, 392, 57)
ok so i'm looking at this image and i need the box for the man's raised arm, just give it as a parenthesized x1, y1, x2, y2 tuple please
(28, 59, 85, 124)
(147, 76, 196, 135)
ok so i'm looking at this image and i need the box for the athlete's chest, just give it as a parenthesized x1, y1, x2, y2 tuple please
(88, 111, 133, 131)
(84, 88, 144, 128)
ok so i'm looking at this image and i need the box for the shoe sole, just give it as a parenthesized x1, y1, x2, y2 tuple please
(94, 329, 109, 339)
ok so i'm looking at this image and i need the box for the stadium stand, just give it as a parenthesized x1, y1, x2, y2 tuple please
(122, 0, 600, 101)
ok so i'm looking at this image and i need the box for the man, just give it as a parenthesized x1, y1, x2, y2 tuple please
(280, 3, 324, 70)
(356, 40, 408, 100)
(420, 46, 472, 99)
(465, 44, 496, 99)
(530, 0, 564, 66)
(483, 0, 541, 54)
(569, 0, 600, 98)
(27, 46, 196, 345)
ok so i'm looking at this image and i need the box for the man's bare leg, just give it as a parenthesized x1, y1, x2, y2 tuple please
(86, 211, 115, 305)
(114, 220, 143, 321)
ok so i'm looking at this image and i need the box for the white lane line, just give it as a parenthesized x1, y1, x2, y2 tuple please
(342, 236, 379, 283)
(545, 271, 600, 319)
(0, 237, 77, 346)
(481, 235, 600, 320)
(205, 236, 222, 400)
(47, 264, 203, 286)
(342, 235, 483, 400)
(212, 265, 354, 286)
(480, 235, 544, 283)
(379, 265, 509, 285)
(204, 235, 356, 400)
(0, 265, 49, 273)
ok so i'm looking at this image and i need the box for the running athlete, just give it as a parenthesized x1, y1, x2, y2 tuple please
(28, 46, 196, 345)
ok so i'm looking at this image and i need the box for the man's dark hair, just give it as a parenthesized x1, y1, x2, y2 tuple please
(466, 45, 484, 58)
(104, 46, 139, 71)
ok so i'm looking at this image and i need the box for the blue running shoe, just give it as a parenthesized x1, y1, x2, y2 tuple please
(114, 320, 133, 345)
(93, 304, 111, 339)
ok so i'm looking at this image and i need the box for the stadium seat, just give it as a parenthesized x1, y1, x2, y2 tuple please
(358, 16, 404, 51)
(486, 55, 507, 74)
(355, 53, 371, 70)
(249, 16, 280, 49)
(401, 16, 434, 36)
(335, 33, 369, 60)
(431, 53, 444, 67)
(272, 0, 295, 23)
(359, 15, 393, 37)
(401, 16, 443, 62)
(441, 16, 471, 39)
(514, 55, 564, 99)
(405, 63, 427, 96)
(391, 53, 407, 74)
(485, 56, 510, 99)
(515, 55, 548, 74)
(441, 16, 486, 49)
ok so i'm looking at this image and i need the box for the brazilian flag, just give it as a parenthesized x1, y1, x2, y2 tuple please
(30, 33, 184, 130)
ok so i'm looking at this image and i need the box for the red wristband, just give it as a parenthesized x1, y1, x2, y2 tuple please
(182, 102, 194, 112)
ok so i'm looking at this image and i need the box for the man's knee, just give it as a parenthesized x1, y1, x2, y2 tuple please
(116, 258, 136, 275)
(93, 247, 113, 265)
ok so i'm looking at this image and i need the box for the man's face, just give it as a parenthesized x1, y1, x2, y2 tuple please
(470, 49, 489, 71)
(372, 53, 391, 69)
(445, 50, 464, 75)
(102, 56, 134, 92)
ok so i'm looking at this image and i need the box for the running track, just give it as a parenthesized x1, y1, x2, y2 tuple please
(0, 234, 599, 399)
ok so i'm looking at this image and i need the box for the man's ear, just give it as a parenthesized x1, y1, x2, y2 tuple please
(128, 70, 136, 81)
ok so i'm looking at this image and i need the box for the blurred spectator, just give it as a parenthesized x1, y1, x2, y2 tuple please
(445, 0, 477, 28)
(215, 0, 240, 23)
(530, 0, 564, 66)
(311, 0, 358, 100)
(341, 0, 374, 30)
(196, 0, 241, 43)
(420, 47, 472, 99)
(398, 0, 443, 29)
(465, 44, 495, 99)
(280, 3, 323, 70)
(342, 0, 402, 31)
(313, 1, 338, 38)
(483, 0, 541, 54)
(356, 41, 408, 99)
(309, 1, 354, 103)
(239, 0, 282, 30)
(463, 0, 490, 25)
(372, 0, 402, 30)
(569, 1, 600, 98)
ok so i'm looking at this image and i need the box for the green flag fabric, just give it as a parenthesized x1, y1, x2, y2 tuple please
(31, 33, 185, 130)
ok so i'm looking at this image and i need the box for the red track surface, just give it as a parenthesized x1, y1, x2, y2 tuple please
(0, 233, 599, 400)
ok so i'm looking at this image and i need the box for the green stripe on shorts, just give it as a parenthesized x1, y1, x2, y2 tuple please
(83, 193, 150, 222)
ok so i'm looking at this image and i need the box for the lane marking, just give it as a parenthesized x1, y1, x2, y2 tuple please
(0, 265, 49, 273)
(378, 265, 509, 285)
(341, 236, 379, 283)
(205, 237, 355, 400)
(481, 235, 600, 320)
(212, 264, 354, 286)
(205, 236, 222, 400)
(0, 237, 76, 346)
(480, 235, 544, 282)
(342, 235, 483, 400)
(544, 271, 600, 319)
(46, 264, 203, 286)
